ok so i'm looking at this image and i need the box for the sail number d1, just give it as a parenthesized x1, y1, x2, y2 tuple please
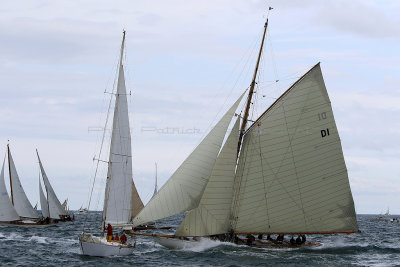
(321, 128, 330, 138)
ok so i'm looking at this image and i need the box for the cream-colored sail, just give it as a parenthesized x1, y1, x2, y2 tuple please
(39, 181, 50, 219)
(133, 92, 245, 226)
(131, 180, 144, 219)
(8, 147, 39, 219)
(37, 151, 67, 219)
(0, 157, 20, 222)
(176, 116, 240, 236)
(231, 63, 358, 234)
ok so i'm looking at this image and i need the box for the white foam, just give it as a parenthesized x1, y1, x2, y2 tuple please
(29, 235, 48, 244)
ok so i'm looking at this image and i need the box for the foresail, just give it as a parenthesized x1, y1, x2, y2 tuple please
(39, 181, 50, 219)
(131, 180, 144, 220)
(104, 64, 134, 225)
(8, 149, 39, 219)
(0, 157, 19, 222)
(133, 92, 245, 226)
(231, 63, 358, 234)
(37, 152, 67, 219)
(176, 116, 240, 236)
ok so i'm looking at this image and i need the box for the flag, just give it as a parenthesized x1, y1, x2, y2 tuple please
(269, 7, 273, 10)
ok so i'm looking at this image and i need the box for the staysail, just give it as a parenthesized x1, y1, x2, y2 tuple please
(39, 180, 50, 219)
(0, 157, 19, 222)
(8, 146, 39, 219)
(176, 116, 241, 236)
(133, 92, 245, 226)
(131, 180, 144, 219)
(37, 151, 67, 219)
(231, 63, 358, 234)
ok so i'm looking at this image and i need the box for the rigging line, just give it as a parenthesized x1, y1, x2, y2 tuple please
(83, 63, 119, 232)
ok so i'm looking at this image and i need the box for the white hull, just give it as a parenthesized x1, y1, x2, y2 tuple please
(156, 236, 200, 250)
(79, 233, 135, 257)
(0, 220, 57, 227)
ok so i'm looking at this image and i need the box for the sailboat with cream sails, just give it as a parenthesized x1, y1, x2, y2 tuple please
(0, 144, 55, 226)
(79, 30, 144, 257)
(132, 12, 359, 249)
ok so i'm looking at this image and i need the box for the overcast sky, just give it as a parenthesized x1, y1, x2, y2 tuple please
(0, 0, 399, 214)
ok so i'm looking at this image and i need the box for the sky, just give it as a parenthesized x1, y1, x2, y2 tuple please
(0, 0, 399, 214)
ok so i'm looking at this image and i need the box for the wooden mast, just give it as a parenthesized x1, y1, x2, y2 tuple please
(7, 143, 14, 205)
(237, 17, 269, 154)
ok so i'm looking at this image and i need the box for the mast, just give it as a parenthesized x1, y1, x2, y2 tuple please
(7, 143, 14, 205)
(237, 17, 269, 154)
(101, 29, 126, 236)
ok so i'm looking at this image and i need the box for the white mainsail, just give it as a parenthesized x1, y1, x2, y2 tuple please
(102, 36, 142, 225)
(39, 180, 50, 219)
(176, 116, 240, 236)
(231, 63, 358, 234)
(8, 146, 39, 219)
(133, 92, 245, 226)
(37, 151, 67, 219)
(0, 157, 20, 222)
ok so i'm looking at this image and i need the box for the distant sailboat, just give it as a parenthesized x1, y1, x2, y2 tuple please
(76, 205, 88, 214)
(0, 144, 55, 226)
(36, 150, 72, 222)
(132, 13, 359, 249)
(79, 30, 143, 257)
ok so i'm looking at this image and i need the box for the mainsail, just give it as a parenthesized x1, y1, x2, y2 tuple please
(102, 31, 143, 225)
(176, 116, 241, 236)
(37, 151, 67, 219)
(133, 92, 245, 226)
(8, 146, 39, 219)
(231, 63, 358, 234)
(39, 180, 50, 219)
(0, 157, 20, 222)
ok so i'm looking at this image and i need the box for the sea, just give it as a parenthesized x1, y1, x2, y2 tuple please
(1, 213, 399, 266)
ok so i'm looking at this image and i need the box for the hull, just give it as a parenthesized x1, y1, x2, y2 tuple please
(79, 233, 135, 257)
(156, 236, 201, 249)
(156, 235, 322, 250)
(0, 220, 58, 227)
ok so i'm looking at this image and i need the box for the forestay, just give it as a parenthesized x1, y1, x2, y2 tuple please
(8, 148, 39, 219)
(103, 64, 133, 225)
(231, 63, 358, 233)
(0, 158, 19, 222)
(176, 116, 240, 236)
(37, 152, 67, 219)
(39, 181, 50, 219)
(133, 92, 245, 226)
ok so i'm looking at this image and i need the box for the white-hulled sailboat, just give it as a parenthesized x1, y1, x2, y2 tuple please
(0, 144, 56, 226)
(79, 30, 144, 257)
(132, 12, 359, 249)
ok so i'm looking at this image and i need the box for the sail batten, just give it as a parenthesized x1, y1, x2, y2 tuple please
(133, 92, 245, 226)
(231, 64, 358, 234)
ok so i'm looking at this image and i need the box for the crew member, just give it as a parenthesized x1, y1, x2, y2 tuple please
(105, 223, 113, 242)
(120, 232, 127, 244)
(114, 233, 120, 242)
